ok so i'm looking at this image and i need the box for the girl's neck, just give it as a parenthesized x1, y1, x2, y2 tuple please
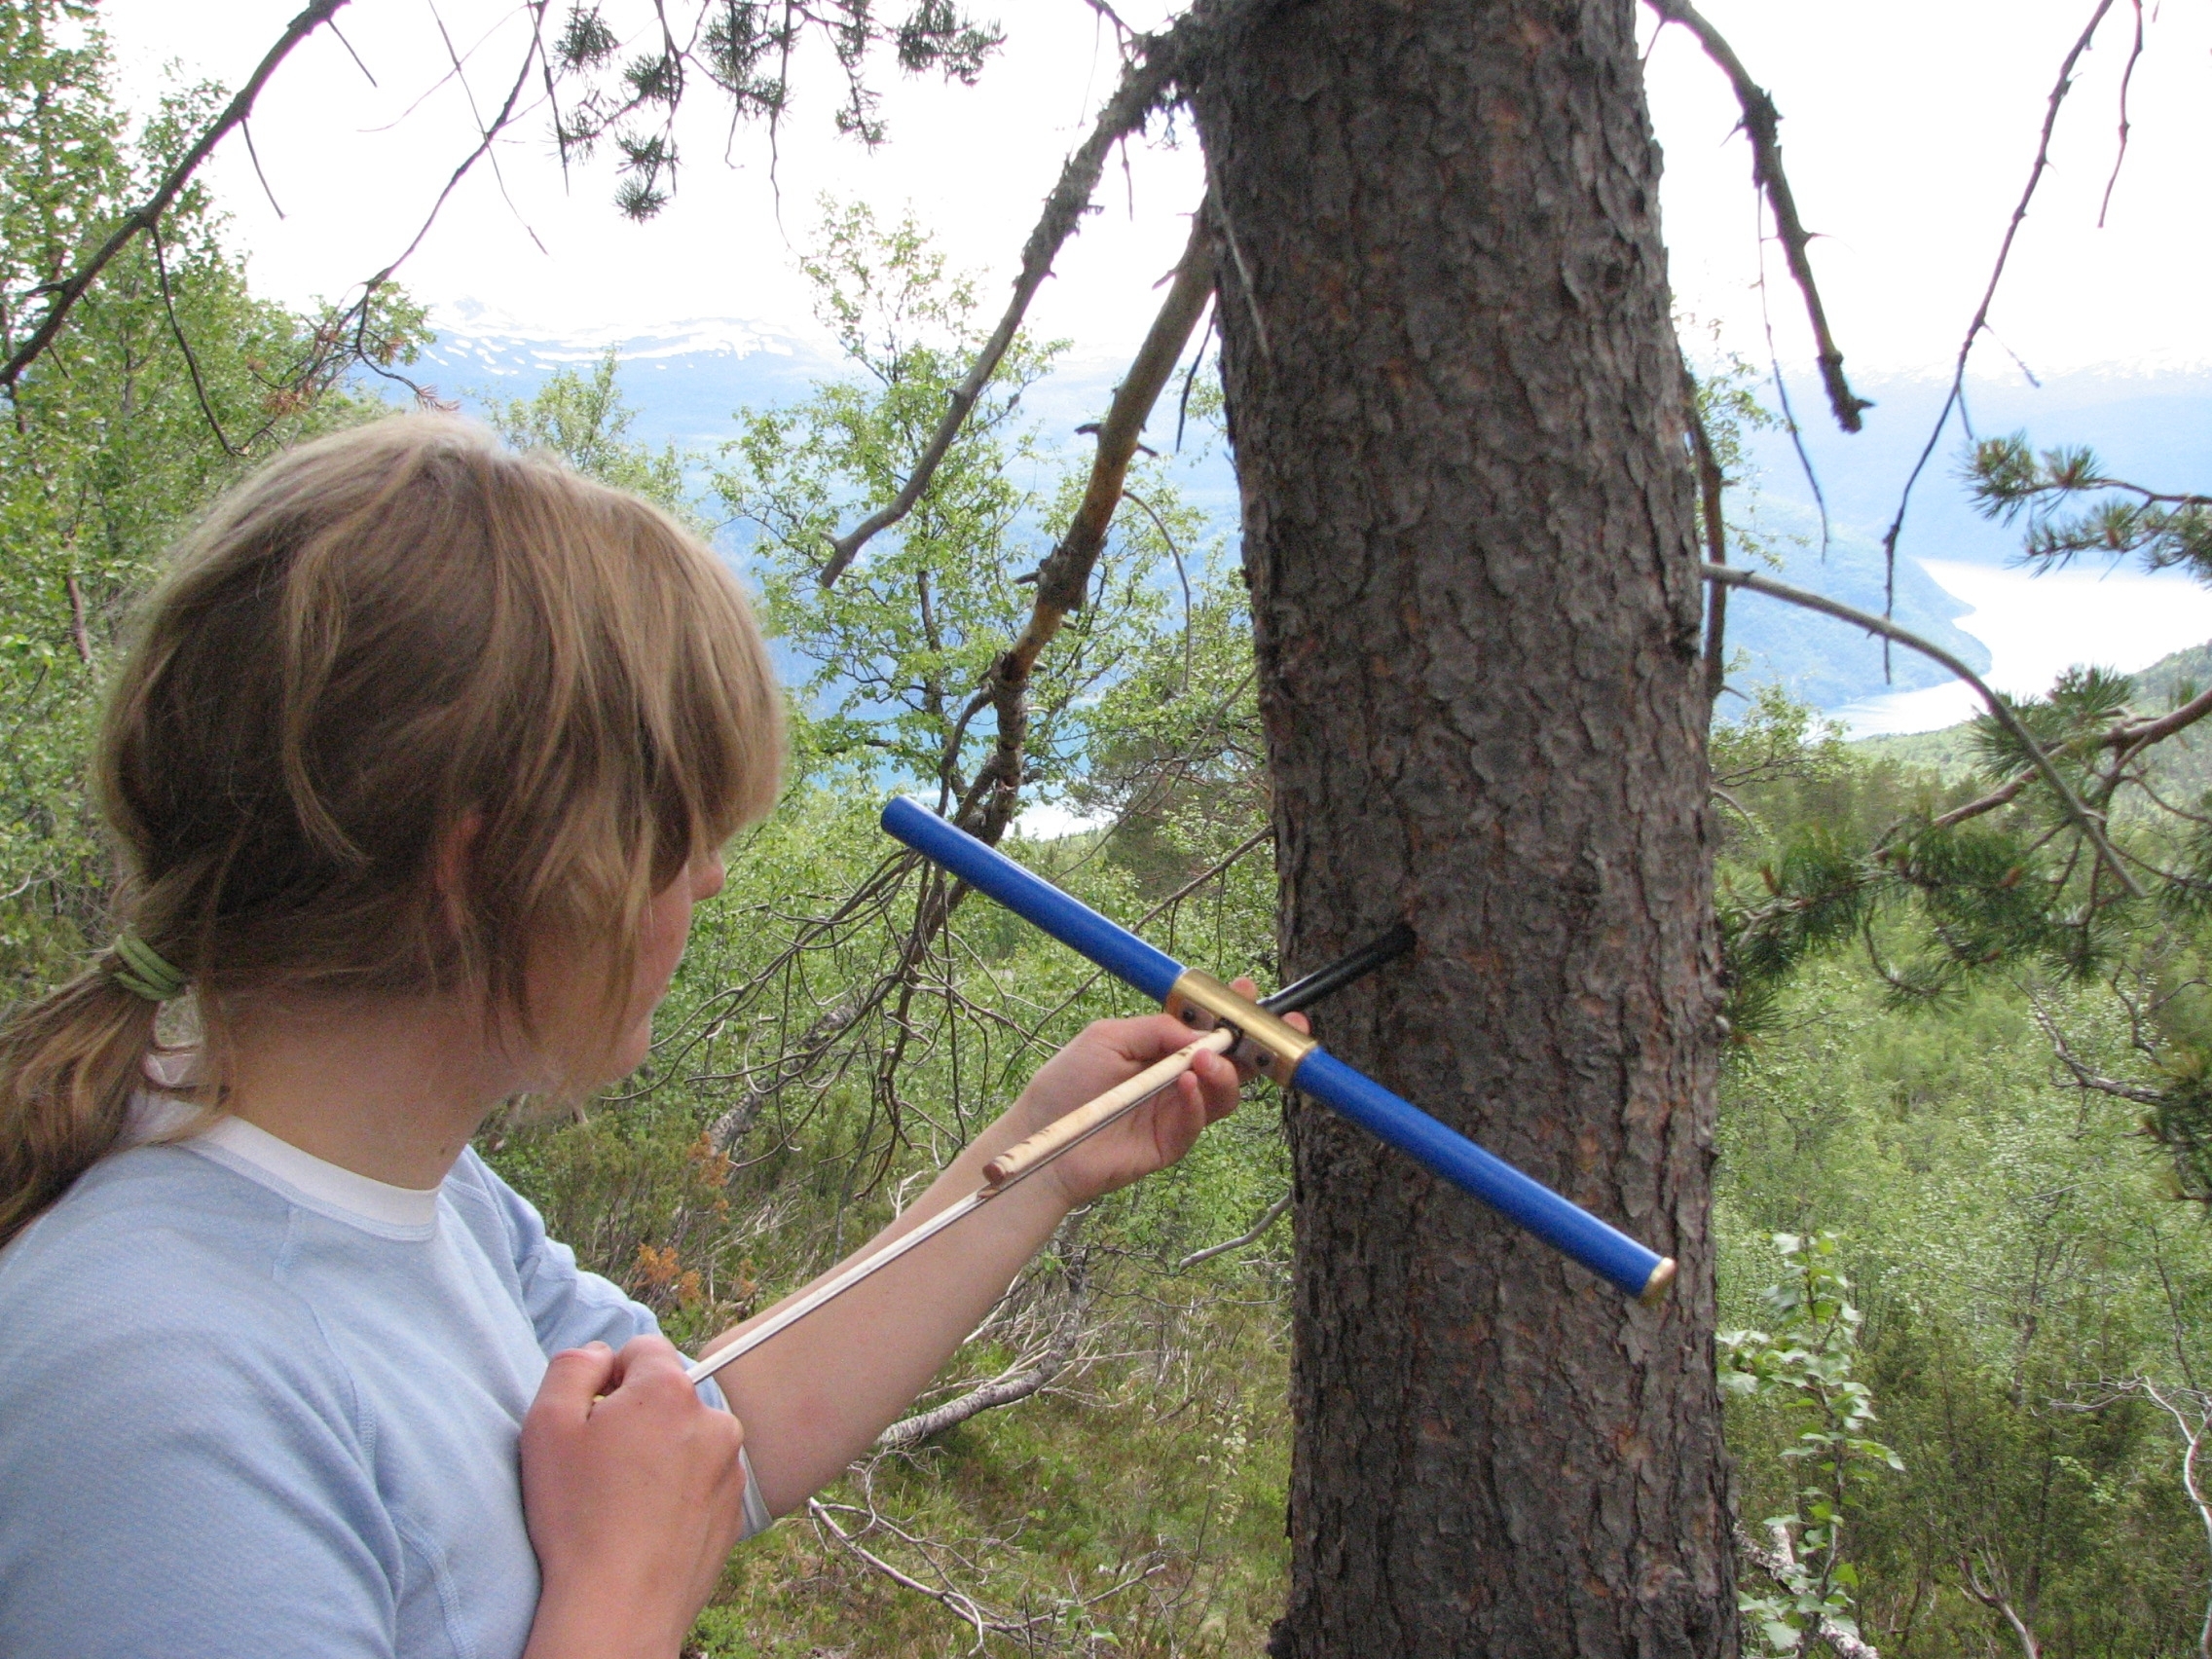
(221, 993, 524, 1190)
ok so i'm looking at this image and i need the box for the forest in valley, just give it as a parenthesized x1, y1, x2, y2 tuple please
(6, 3, 2212, 1656)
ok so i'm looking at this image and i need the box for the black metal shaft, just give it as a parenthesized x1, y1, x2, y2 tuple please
(1261, 923, 1417, 1015)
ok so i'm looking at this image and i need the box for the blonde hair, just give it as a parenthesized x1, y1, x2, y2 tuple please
(0, 417, 782, 1246)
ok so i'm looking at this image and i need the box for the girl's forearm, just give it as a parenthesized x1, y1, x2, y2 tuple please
(704, 1111, 1072, 1515)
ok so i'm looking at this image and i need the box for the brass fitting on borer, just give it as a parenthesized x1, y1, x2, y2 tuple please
(1163, 969, 1319, 1083)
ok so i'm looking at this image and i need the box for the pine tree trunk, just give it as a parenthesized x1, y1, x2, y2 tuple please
(1186, 3, 1735, 1653)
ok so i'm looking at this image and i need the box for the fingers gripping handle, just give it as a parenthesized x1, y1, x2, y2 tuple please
(982, 1030, 1236, 1187)
(1290, 1051, 1676, 1303)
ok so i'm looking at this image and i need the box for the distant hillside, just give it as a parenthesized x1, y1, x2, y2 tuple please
(1850, 635, 2212, 789)
(1717, 507, 1989, 708)
(411, 320, 2212, 718)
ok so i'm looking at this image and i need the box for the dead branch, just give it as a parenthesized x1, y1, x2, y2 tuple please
(0, 0, 353, 394)
(1960, 1550, 2045, 1659)
(331, 16, 546, 371)
(2111, 682, 2212, 762)
(1734, 1524, 1882, 1659)
(876, 1346, 1069, 1450)
(1701, 562, 2143, 898)
(1876, 0, 2119, 620)
(808, 1496, 1014, 1649)
(817, 36, 1184, 586)
(1686, 384, 1730, 703)
(1644, 0, 1867, 431)
(2022, 985, 2164, 1106)
(956, 210, 1215, 841)
(2100, 1380, 2212, 1659)
(63, 574, 92, 667)
(1177, 1189, 1290, 1271)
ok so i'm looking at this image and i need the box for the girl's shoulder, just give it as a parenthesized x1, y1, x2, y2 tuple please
(0, 1139, 356, 1430)
(3, 1135, 298, 1283)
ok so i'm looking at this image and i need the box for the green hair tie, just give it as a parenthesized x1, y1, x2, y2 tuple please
(108, 933, 189, 1004)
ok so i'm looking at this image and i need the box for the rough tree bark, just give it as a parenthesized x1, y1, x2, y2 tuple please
(1184, 3, 1733, 1654)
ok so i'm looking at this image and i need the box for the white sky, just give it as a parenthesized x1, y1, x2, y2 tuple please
(101, 0, 2212, 373)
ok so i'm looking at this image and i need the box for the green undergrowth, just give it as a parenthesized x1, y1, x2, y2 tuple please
(688, 1305, 1291, 1657)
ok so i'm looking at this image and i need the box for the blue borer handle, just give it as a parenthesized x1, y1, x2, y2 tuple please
(883, 795, 1186, 1001)
(1286, 1051, 1666, 1298)
(880, 796, 1673, 1301)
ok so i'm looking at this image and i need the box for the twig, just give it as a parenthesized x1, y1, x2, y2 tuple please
(0, 0, 353, 393)
(1177, 1190, 1290, 1270)
(817, 36, 1183, 586)
(1923, 678, 2212, 832)
(148, 226, 243, 458)
(1931, 771, 2029, 830)
(63, 574, 92, 666)
(331, 22, 547, 366)
(2098, 0, 2144, 228)
(1203, 158, 1269, 360)
(1644, 0, 1866, 431)
(808, 1497, 1007, 1648)
(1121, 486, 1194, 692)
(327, 18, 378, 87)
(2117, 1380, 2212, 1659)
(1701, 562, 2143, 898)
(1746, 181, 1834, 564)
(240, 121, 285, 220)
(1876, 0, 2119, 627)
(2022, 984, 2163, 1105)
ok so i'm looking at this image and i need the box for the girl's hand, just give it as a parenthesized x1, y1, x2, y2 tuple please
(519, 1336, 751, 1659)
(1005, 979, 1309, 1209)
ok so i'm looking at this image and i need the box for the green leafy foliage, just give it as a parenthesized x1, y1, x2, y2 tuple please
(1967, 433, 2212, 579)
(1721, 1233, 1899, 1657)
(712, 203, 1176, 811)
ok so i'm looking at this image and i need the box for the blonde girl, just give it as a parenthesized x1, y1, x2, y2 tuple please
(0, 419, 1272, 1659)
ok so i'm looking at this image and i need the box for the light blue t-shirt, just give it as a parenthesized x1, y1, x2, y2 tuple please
(0, 1113, 770, 1659)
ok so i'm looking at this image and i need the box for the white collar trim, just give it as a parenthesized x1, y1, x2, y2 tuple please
(189, 1114, 443, 1231)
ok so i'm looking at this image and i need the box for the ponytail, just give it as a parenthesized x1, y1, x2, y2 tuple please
(0, 959, 165, 1249)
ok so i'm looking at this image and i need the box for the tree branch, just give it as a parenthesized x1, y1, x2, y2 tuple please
(1686, 384, 1730, 704)
(1960, 1551, 2045, 1659)
(956, 210, 1215, 841)
(0, 0, 353, 394)
(816, 33, 1184, 586)
(1701, 562, 2143, 898)
(875, 1346, 1068, 1450)
(2023, 984, 2164, 1105)
(1931, 771, 2029, 830)
(1905, 674, 2212, 834)
(1644, 0, 1867, 431)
